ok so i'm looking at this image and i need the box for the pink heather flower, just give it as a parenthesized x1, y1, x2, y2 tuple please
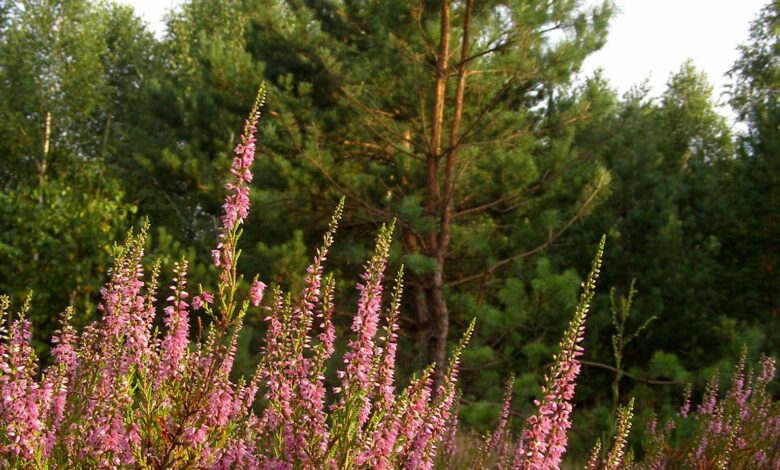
(376, 331, 399, 410)
(753, 451, 768, 467)
(157, 261, 191, 384)
(371, 269, 404, 418)
(96, 238, 152, 368)
(220, 123, 258, 232)
(44, 382, 68, 454)
(442, 398, 460, 462)
(604, 398, 634, 470)
(474, 375, 515, 469)
(513, 236, 604, 469)
(0, 318, 44, 459)
(213, 109, 262, 288)
(250, 280, 267, 307)
(315, 278, 337, 365)
(679, 383, 693, 418)
(727, 350, 751, 411)
(689, 435, 709, 467)
(647, 416, 658, 436)
(192, 296, 203, 310)
(214, 438, 259, 469)
(515, 326, 583, 468)
(264, 206, 344, 465)
(698, 372, 720, 416)
(50, 308, 78, 375)
(412, 325, 472, 470)
(758, 356, 776, 385)
(364, 422, 400, 470)
(256, 289, 299, 458)
(396, 370, 435, 461)
(202, 291, 214, 304)
(334, 225, 393, 440)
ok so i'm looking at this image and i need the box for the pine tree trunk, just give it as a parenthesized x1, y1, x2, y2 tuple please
(423, 0, 472, 390)
(422, 0, 451, 390)
(426, 267, 450, 388)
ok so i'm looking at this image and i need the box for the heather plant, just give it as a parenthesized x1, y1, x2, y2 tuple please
(0, 81, 634, 467)
(0, 86, 477, 469)
(632, 351, 780, 468)
(464, 276, 780, 469)
(585, 398, 635, 470)
(0, 80, 614, 468)
(465, 237, 610, 469)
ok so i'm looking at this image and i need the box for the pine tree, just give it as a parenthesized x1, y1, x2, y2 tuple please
(239, 0, 615, 386)
(730, 0, 780, 324)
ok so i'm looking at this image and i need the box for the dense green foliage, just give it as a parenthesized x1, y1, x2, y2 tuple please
(0, 0, 151, 345)
(0, 0, 778, 462)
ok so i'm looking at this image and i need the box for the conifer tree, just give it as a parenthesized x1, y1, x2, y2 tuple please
(238, 0, 615, 387)
(730, 0, 780, 325)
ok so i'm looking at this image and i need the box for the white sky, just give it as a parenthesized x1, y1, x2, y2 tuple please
(581, 0, 766, 106)
(124, 0, 766, 108)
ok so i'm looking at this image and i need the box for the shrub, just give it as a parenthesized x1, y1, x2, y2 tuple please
(634, 351, 780, 468)
(0, 87, 472, 469)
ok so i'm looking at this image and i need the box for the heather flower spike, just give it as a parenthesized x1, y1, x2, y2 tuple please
(513, 235, 605, 469)
(604, 397, 634, 470)
(249, 279, 266, 307)
(418, 318, 476, 468)
(585, 439, 602, 470)
(473, 373, 515, 469)
(214, 83, 267, 328)
(330, 221, 395, 462)
(465, 236, 613, 470)
(678, 383, 692, 418)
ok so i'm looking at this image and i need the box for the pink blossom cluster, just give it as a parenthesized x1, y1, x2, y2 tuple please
(638, 352, 780, 468)
(513, 238, 604, 469)
(0, 88, 473, 469)
(469, 237, 607, 470)
(466, 232, 778, 469)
